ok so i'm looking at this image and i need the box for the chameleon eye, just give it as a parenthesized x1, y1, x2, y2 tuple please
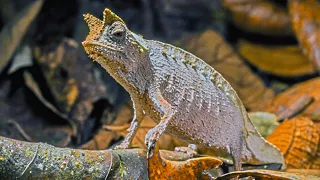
(108, 22, 126, 42)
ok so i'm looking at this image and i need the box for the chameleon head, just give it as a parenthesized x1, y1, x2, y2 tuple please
(82, 8, 149, 74)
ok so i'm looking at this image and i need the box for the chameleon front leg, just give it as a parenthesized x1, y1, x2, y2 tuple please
(114, 97, 145, 149)
(144, 89, 175, 158)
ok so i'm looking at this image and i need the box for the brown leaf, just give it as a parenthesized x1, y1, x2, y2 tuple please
(34, 38, 109, 144)
(289, 0, 320, 72)
(24, 72, 70, 122)
(237, 40, 315, 77)
(148, 143, 222, 180)
(215, 169, 320, 180)
(0, 0, 43, 74)
(267, 117, 320, 169)
(177, 30, 274, 111)
(33, 39, 80, 113)
(266, 77, 320, 121)
(222, 0, 292, 36)
(286, 169, 320, 176)
(79, 129, 117, 150)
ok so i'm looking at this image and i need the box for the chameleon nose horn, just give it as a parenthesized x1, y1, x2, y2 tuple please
(83, 13, 104, 41)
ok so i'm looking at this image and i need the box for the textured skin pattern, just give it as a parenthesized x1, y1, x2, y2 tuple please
(148, 41, 244, 153)
(82, 8, 284, 171)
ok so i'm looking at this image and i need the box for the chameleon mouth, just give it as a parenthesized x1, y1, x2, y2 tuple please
(82, 40, 121, 52)
(82, 40, 123, 61)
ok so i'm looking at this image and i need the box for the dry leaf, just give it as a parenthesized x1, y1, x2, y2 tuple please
(267, 117, 320, 169)
(177, 30, 274, 111)
(222, 0, 292, 36)
(266, 77, 320, 121)
(0, 0, 43, 74)
(215, 169, 320, 180)
(79, 129, 117, 150)
(289, 0, 320, 71)
(237, 40, 315, 77)
(33, 39, 80, 113)
(8, 46, 33, 74)
(286, 169, 320, 176)
(34, 38, 109, 144)
(24, 72, 69, 122)
(148, 143, 222, 180)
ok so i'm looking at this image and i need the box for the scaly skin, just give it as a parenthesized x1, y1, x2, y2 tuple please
(82, 9, 285, 171)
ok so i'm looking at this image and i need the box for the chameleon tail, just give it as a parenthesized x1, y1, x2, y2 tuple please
(243, 114, 285, 168)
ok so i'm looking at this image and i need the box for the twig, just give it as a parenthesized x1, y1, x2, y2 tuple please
(6, 120, 33, 142)
(19, 143, 40, 178)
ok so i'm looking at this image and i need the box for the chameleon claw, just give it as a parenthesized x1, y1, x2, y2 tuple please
(147, 143, 155, 158)
(145, 127, 162, 158)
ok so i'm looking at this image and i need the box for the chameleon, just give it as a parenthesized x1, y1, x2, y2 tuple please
(82, 8, 284, 171)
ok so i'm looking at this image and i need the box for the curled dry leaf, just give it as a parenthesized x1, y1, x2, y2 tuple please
(222, 0, 292, 36)
(8, 46, 33, 74)
(177, 30, 274, 111)
(267, 117, 320, 169)
(266, 77, 320, 121)
(24, 72, 69, 121)
(237, 39, 315, 77)
(148, 143, 222, 180)
(214, 169, 320, 180)
(33, 39, 80, 113)
(0, 0, 43, 74)
(289, 0, 320, 72)
(34, 38, 109, 144)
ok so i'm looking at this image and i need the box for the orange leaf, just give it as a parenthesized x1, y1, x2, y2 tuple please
(148, 143, 222, 180)
(222, 0, 292, 36)
(238, 40, 315, 77)
(267, 117, 320, 169)
(289, 0, 320, 71)
(266, 77, 320, 121)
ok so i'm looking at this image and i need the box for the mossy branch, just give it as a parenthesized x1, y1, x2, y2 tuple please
(0, 136, 148, 179)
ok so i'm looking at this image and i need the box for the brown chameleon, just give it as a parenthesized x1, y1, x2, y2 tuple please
(82, 8, 284, 171)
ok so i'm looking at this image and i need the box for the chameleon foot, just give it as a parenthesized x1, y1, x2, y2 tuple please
(114, 141, 130, 150)
(145, 126, 163, 158)
(174, 144, 198, 158)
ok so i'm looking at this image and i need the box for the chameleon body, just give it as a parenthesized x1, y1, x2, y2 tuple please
(82, 9, 284, 171)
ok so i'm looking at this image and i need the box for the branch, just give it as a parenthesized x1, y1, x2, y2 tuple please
(0, 136, 222, 179)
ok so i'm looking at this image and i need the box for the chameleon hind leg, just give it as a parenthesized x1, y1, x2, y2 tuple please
(231, 152, 242, 172)
(230, 137, 244, 171)
(114, 97, 145, 149)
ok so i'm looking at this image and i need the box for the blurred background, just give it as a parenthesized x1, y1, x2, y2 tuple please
(0, 0, 319, 162)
